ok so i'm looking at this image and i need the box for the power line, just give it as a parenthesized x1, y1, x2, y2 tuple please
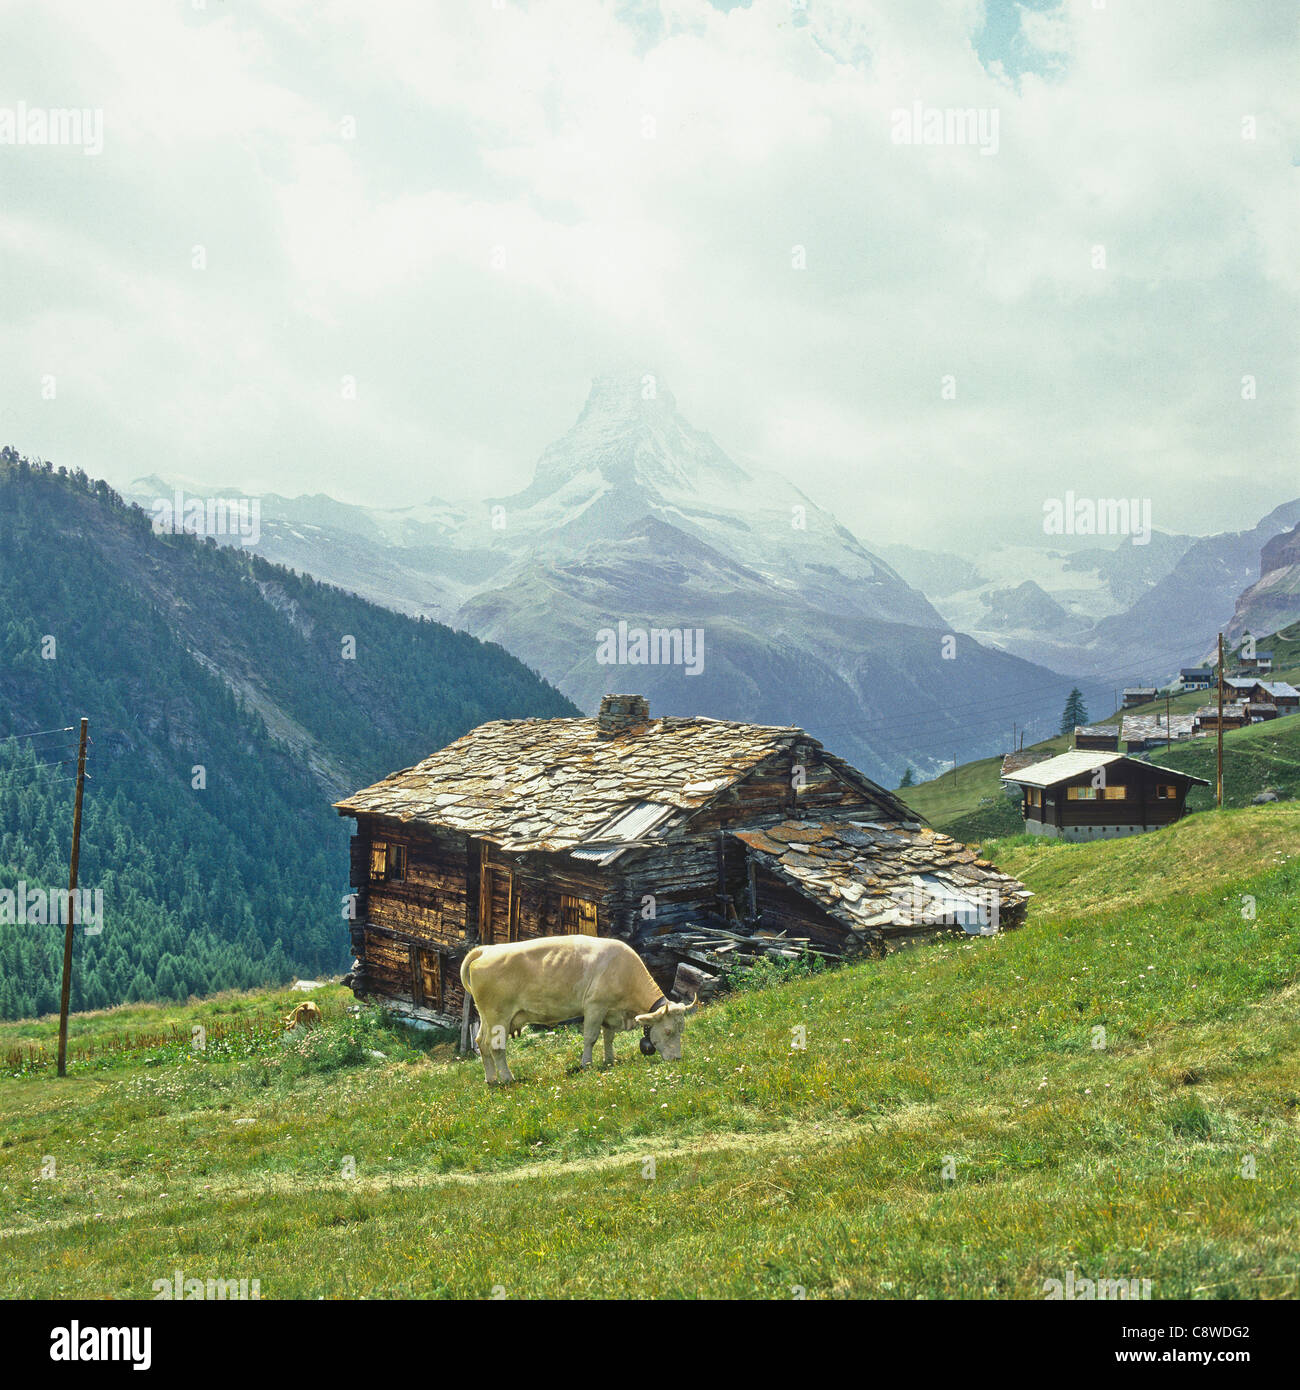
(0, 759, 80, 775)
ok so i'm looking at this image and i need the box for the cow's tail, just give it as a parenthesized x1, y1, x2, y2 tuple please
(459, 945, 485, 1001)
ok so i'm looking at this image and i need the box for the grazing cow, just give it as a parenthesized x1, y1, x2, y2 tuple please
(459, 936, 697, 1085)
(283, 1000, 322, 1031)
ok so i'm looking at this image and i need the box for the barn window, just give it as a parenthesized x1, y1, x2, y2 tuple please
(1155, 784, 1178, 799)
(1101, 785, 1128, 800)
(1025, 788, 1042, 807)
(371, 841, 406, 881)
(1067, 786, 1097, 800)
(559, 894, 598, 936)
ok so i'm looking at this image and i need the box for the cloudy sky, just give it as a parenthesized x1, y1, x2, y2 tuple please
(1, 0, 1295, 550)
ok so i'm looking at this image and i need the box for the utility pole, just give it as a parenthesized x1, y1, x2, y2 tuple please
(1165, 692, 1171, 751)
(57, 718, 89, 1078)
(1216, 632, 1224, 808)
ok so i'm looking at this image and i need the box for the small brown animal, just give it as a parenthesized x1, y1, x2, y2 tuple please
(283, 1000, 322, 1031)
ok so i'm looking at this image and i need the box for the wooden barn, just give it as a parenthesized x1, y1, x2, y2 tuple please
(1073, 725, 1120, 752)
(334, 694, 1033, 1025)
(1001, 750, 1208, 842)
(1194, 703, 1250, 735)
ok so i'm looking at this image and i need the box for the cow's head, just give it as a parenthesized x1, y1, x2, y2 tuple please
(635, 996, 698, 1061)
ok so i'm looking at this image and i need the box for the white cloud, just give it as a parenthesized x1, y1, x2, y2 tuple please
(0, 0, 1294, 542)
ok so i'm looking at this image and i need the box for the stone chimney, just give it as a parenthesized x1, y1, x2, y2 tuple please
(597, 693, 650, 737)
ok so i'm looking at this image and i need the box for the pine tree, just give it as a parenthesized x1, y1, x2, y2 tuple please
(1060, 687, 1089, 734)
(899, 767, 916, 788)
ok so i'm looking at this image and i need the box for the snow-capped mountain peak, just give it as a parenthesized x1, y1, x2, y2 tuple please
(520, 371, 751, 507)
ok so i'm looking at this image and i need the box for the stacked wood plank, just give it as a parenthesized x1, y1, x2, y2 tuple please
(637, 918, 855, 992)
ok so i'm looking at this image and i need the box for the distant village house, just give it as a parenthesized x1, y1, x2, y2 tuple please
(1254, 680, 1298, 712)
(1178, 667, 1214, 692)
(1194, 704, 1250, 735)
(1001, 751, 1208, 841)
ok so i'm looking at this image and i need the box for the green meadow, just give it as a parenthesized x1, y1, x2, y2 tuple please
(1, 803, 1296, 1299)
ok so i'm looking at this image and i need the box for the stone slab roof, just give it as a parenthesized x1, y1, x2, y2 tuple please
(731, 819, 1032, 936)
(1121, 713, 1197, 743)
(335, 713, 912, 852)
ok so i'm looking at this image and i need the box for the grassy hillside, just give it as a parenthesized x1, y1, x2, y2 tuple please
(1163, 718, 1300, 810)
(983, 802, 1298, 921)
(903, 732, 1071, 827)
(2, 803, 1296, 1299)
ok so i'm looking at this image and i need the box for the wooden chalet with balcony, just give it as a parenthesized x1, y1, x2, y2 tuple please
(334, 695, 1032, 1025)
(1001, 750, 1208, 842)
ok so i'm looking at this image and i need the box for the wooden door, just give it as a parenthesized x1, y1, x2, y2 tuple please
(477, 842, 512, 945)
(416, 949, 442, 1011)
(477, 842, 493, 943)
